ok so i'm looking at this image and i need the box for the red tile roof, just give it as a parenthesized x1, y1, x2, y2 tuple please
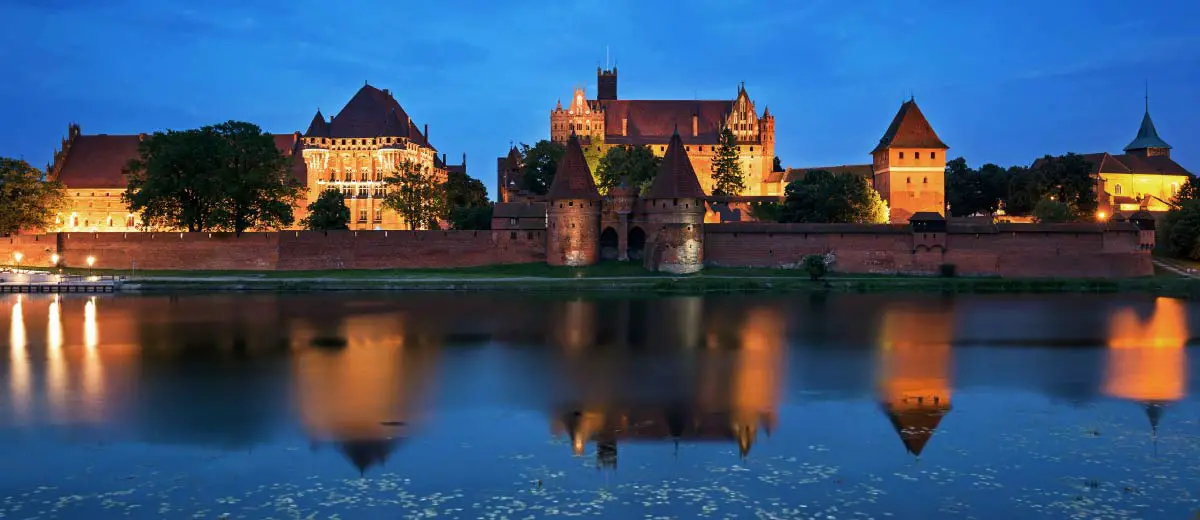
(1067, 152, 1190, 176)
(547, 134, 601, 201)
(304, 110, 330, 137)
(782, 164, 875, 183)
(872, 100, 948, 153)
(644, 130, 706, 199)
(54, 132, 308, 189)
(53, 134, 142, 189)
(598, 100, 733, 145)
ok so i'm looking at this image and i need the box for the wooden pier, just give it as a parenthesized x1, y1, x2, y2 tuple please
(0, 283, 117, 293)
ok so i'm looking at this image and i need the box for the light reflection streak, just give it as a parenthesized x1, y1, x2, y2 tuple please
(47, 296, 67, 420)
(8, 296, 30, 421)
(82, 297, 104, 421)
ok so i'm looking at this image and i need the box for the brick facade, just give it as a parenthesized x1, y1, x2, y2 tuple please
(546, 200, 601, 267)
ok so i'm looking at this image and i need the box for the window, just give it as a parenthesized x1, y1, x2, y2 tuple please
(750, 146, 754, 152)
(358, 209, 367, 222)
(510, 232, 517, 239)
(374, 208, 382, 222)
(126, 216, 135, 227)
(915, 152, 921, 159)
(899, 152, 905, 159)
(699, 146, 704, 151)
(923, 177, 928, 184)
(1114, 184, 1123, 196)
(107, 216, 113, 227)
(907, 177, 911, 184)
(1172, 183, 1180, 195)
(931, 152, 936, 159)
(509, 218, 518, 226)
(71, 216, 78, 227)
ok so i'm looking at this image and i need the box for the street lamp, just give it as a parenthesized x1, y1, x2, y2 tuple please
(51, 253, 59, 266)
(86, 255, 96, 277)
(13, 252, 22, 272)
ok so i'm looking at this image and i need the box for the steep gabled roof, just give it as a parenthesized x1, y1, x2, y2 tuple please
(644, 129, 706, 199)
(547, 133, 601, 201)
(327, 84, 433, 148)
(1073, 152, 1191, 176)
(872, 100, 948, 153)
(599, 99, 734, 145)
(304, 110, 330, 137)
(1124, 109, 1172, 152)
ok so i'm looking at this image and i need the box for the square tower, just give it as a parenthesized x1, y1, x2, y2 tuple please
(870, 100, 949, 223)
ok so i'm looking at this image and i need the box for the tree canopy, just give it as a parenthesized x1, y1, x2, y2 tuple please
(449, 205, 493, 230)
(1032, 199, 1071, 223)
(301, 189, 350, 231)
(383, 161, 443, 230)
(944, 154, 1097, 220)
(710, 127, 745, 196)
(440, 169, 492, 230)
(519, 140, 565, 196)
(780, 170, 889, 224)
(0, 157, 65, 235)
(596, 145, 660, 195)
(124, 121, 302, 234)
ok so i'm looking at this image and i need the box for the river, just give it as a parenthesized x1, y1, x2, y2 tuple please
(1, 292, 1197, 519)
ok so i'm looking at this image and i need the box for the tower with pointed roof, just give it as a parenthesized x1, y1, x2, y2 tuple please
(1124, 91, 1172, 159)
(876, 305, 954, 458)
(300, 83, 460, 230)
(546, 133, 603, 266)
(640, 129, 708, 273)
(870, 99, 949, 223)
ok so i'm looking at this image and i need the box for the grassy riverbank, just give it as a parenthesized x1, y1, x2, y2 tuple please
(29, 263, 1185, 296)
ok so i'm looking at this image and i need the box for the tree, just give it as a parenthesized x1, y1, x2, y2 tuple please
(1171, 175, 1200, 206)
(1002, 165, 1042, 217)
(748, 200, 783, 222)
(780, 170, 889, 224)
(383, 161, 444, 230)
(519, 140, 565, 195)
(1030, 153, 1097, 220)
(124, 121, 301, 234)
(0, 158, 66, 235)
(1163, 200, 1200, 260)
(208, 121, 303, 234)
(596, 145, 661, 195)
(1032, 199, 1071, 223)
(442, 170, 489, 216)
(945, 157, 1008, 217)
(300, 189, 350, 231)
(710, 127, 745, 196)
(772, 156, 783, 172)
(583, 137, 605, 186)
(450, 205, 493, 230)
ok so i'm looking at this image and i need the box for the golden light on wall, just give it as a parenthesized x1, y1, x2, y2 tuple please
(1103, 297, 1189, 404)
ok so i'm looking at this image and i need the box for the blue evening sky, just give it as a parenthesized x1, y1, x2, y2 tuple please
(1, 0, 1197, 198)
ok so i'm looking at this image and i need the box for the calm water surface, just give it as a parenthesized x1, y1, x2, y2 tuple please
(1, 292, 1198, 519)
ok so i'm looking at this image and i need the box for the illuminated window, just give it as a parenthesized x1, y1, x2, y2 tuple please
(126, 216, 134, 227)
(358, 209, 367, 223)
(1172, 183, 1180, 195)
(107, 216, 113, 227)
(1114, 184, 1123, 196)
(374, 208, 382, 222)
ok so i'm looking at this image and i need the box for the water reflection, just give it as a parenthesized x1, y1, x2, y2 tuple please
(1104, 297, 1189, 435)
(0, 292, 1198, 517)
(876, 304, 954, 457)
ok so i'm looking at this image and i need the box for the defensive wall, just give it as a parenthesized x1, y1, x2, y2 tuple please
(704, 222, 1153, 278)
(1, 221, 1153, 278)
(3, 230, 545, 271)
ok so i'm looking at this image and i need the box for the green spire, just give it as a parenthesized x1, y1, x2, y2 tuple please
(1124, 85, 1172, 152)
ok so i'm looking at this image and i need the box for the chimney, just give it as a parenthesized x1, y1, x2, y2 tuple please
(621, 118, 628, 137)
(383, 88, 391, 97)
(424, 123, 429, 143)
(442, 153, 447, 165)
(691, 113, 698, 137)
(462, 152, 467, 168)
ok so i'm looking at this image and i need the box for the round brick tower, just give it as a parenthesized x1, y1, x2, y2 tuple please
(641, 129, 707, 274)
(547, 133, 602, 267)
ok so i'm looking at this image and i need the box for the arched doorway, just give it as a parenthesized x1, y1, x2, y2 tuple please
(600, 227, 619, 260)
(628, 226, 646, 261)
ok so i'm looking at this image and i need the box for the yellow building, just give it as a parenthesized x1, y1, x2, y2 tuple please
(1086, 99, 1192, 215)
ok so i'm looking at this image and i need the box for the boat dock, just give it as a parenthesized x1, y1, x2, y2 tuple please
(0, 271, 122, 293)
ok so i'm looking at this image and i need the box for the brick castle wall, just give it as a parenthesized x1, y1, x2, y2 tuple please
(0, 234, 60, 268)
(704, 223, 1152, 278)
(35, 230, 543, 271)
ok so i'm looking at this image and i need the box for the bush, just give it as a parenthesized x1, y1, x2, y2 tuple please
(938, 263, 957, 277)
(802, 254, 828, 281)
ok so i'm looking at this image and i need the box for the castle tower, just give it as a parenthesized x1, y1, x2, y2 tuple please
(546, 133, 602, 266)
(1123, 92, 1172, 158)
(870, 99, 949, 223)
(598, 67, 617, 101)
(641, 129, 707, 274)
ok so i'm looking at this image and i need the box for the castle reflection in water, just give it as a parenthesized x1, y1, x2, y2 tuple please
(0, 293, 1194, 474)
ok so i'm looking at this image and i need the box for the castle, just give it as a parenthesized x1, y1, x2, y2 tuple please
(43, 83, 468, 233)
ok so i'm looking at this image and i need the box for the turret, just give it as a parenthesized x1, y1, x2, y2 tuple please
(1123, 91, 1172, 158)
(546, 133, 602, 266)
(641, 128, 707, 274)
(870, 99, 949, 223)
